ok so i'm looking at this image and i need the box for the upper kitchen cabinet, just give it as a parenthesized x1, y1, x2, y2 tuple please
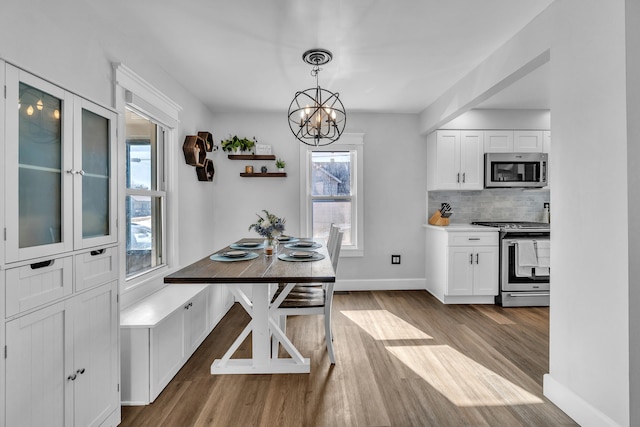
(484, 130, 544, 153)
(5, 65, 117, 263)
(542, 130, 551, 153)
(484, 130, 514, 152)
(427, 130, 483, 191)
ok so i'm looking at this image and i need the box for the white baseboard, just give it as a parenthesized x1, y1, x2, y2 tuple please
(335, 278, 426, 291)
(543, 374, 621, 427)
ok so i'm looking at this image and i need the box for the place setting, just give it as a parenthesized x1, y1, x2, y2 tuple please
(284, 240, 322, 250)
(278, 250, 325, 262)
(230, 241, 265, 250)
(210, 250, 259, 262)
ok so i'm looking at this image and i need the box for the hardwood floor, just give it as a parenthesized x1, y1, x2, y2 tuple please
(120, 290, 576, 426)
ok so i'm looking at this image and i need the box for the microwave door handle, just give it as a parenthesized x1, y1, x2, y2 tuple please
(542, 161, 547, 182)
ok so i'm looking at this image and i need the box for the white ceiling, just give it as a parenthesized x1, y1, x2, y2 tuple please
(88, 0, 553, 114)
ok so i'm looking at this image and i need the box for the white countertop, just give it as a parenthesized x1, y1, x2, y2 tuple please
(423, 223, 500, 232)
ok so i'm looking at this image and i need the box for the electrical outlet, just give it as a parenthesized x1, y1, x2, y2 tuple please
(391, 255, 401, 265)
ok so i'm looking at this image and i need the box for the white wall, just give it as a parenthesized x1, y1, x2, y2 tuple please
(626, 0, 640, 422)
(211, 112, 428, 289)
(420, 1, 631, 425)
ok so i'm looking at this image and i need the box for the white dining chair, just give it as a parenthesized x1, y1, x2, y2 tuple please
(272, 230, 343, 364)
(326, 223, 340, 260)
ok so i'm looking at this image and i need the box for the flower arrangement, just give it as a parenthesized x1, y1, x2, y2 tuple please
(248, 210, 286, 240)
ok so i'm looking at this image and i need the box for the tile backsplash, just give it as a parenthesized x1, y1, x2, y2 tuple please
(428, 189, 550, 224)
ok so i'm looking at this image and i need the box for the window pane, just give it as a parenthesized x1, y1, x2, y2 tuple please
(311, 151, 350, 196)
(125, 109, 157, 191)
(312, 199, 352, 246)
(125, 195, 162, 277)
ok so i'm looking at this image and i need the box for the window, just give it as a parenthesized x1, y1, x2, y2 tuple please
(300, 134, 364, 256)
(124, 109, 166, 277)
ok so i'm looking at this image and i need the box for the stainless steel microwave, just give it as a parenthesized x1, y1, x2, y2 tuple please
(485, 153, 548, 188)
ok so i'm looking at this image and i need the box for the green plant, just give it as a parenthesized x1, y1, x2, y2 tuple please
(220, 135, 257, 153)
(275, 158, 286, 169)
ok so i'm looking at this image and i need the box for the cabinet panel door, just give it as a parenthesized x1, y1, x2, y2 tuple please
(186, 290, 209, 354)
(484, 131, 514, 152)
(150, 308, 185, 402)
(73, 97, 117, 249)
(514, 131, 543, 153)
(5, 65, 74, 262)
(448, 247, 474, 295)
(473, 246, 499, 295)
(434, 131, 461, 190)
(6, 300, 73, 427)
(459, 131, 484, 190)
(73, 282, 118, 427)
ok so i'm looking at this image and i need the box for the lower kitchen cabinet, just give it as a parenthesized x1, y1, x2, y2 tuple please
(425, 225, 499, 304)
(5, 281, 118, 427)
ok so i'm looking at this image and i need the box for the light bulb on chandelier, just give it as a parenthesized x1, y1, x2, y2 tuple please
(288, 48, 346, 146)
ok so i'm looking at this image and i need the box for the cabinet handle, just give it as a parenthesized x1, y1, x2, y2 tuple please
(184, 302, 193, 310)
(30, 260, 53, 269)
(457, 173, 460, 183)
(462, 172, 466, 183)
(476, 253, 479, 264)
(469, 254, 473, 265)
(67, 374, 77, 381)
(76, 368, 86, 375)
(468, 238, 480, 241)
(90, 249, 106, 256)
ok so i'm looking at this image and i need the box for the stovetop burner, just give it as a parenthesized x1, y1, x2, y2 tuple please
(472, 221, 550, 230)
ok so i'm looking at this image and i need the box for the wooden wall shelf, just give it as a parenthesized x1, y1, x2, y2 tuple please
(240, 172, 287, 178)
(228, 154, 276, 161)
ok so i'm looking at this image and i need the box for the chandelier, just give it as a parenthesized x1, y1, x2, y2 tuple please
(288, 49, 346, 146)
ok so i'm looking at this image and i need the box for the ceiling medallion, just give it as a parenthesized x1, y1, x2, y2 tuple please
(288, 48, 346, 146)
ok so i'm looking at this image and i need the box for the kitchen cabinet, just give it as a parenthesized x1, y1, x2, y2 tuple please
(425, 225, 499, 304)
(484, 130, 514, 152)
(484, 130, 544, 153)
(514, 130, 544, 152)
(5, 64, 117, 264)
(543, 130, 551, 153)
(5, 281, 118, 427)
(427, 130, 483, 190)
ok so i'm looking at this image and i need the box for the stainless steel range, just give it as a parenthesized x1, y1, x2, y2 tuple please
(471, 221, 550, 307)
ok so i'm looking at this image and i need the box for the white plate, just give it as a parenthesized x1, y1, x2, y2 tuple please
(290, 251, 314, 258)
(293, 241, 314, 247)
(223, 250, 248, 258)
(278, 236, 293, 241)
(240, 242, 260, 247)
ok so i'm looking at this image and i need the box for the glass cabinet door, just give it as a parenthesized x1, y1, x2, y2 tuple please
(5, 65, 74, 262)
(73, 97, 117, 249)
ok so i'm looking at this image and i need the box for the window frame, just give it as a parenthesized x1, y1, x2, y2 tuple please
(299, 133, 364, 257)
(124, 108, 167, 280)
(114, 63, 182, 293)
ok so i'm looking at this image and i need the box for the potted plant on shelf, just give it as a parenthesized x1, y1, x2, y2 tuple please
(220, 135, 257, 154)
(275, 158, 286, 172)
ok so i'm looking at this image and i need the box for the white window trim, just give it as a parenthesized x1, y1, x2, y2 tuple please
(299, 133, 364, 257)
(114, 63, 182, 293)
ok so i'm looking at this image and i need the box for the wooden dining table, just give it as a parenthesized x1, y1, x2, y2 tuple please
(164, 238, 335, 375)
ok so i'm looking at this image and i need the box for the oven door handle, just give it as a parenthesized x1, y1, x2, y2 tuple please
(505, 292, 550, 297)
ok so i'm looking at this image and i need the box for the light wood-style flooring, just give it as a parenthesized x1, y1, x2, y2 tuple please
(120, 290, 576, 426)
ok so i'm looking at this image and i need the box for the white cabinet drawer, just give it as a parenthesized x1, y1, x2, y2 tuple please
(75, 246, 118, 292)
(448, 232, 498, 246)
(6, 256, 73, 317)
